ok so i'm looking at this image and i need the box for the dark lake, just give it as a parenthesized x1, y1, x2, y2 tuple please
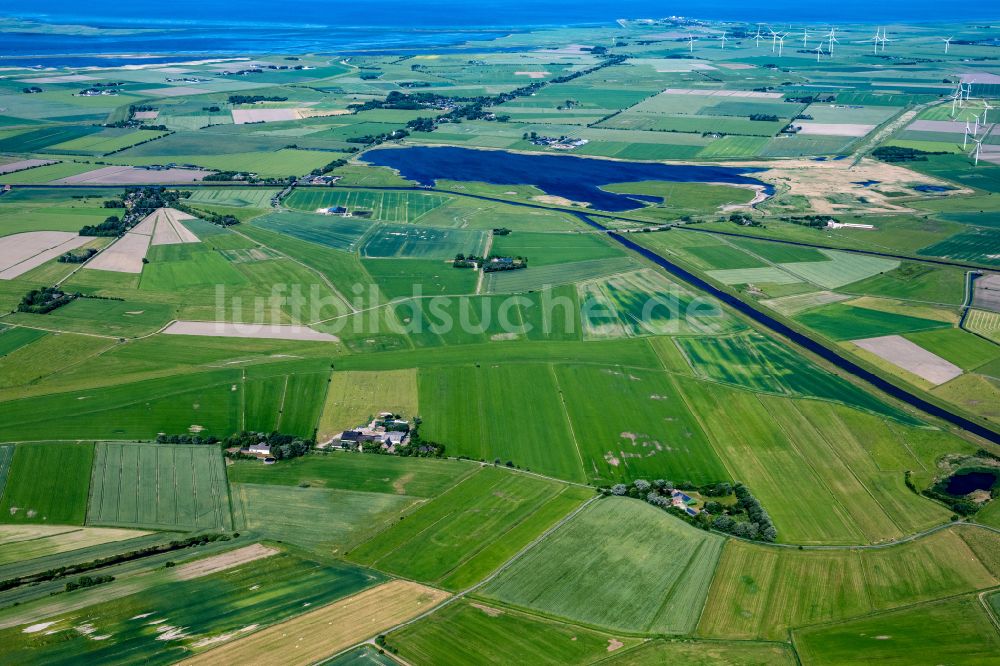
(363, 146, 772, 212)
(945, 470, 998, 496)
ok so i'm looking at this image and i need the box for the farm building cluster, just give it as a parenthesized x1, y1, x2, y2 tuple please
(328, 413, 412, 452)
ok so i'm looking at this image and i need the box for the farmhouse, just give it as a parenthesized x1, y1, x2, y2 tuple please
(670, 490, 699, 516)
(826, 220, 875, 230)
(329, 413, 411, 452)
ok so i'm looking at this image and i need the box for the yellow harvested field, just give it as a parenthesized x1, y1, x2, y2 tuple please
(173, 543, 279, 581)
(180, 580, 449, 666)
(317, 369, 419, 441)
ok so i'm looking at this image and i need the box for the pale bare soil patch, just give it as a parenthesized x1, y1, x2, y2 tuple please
(0, 231, 88, 279)
(532, 194, 588, 207)
(150, 208, 199, 245)
(907, 119, 967, 133)
(761, 290, 850, 316)
(852, 334, 963, 385)
(173, 543, 279, 581)
(514, 71, 550, 78)
(660, 88, 783, 98)
(132, 110, 159, 120)
(739, 157, 969, 215)
(86, 229, 151, 274)
(232, 108, 300, 124)
(163, 321, 340, 342)
(795, 122, 876, 137)
(54, 166, 211, 185)
(0, 159, 56, 175)
(179, 580, 449, 666)
(973, 274, 1000, 313)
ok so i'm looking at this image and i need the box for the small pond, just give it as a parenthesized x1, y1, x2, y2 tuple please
(945, 469, 998, 496)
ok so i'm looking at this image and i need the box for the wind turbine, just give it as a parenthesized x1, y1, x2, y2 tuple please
(963, 121, 971, 149)
(983, 100, 993, 124)
(879, 31, 892, 52)
(825, 27, 839, 56)
(769, 27, 779, 52)
(719, 31, 728, 49)
(869, 27, 882, 55)
(687, 34, 696, 53)
(969, 136, 983, 166)
(942, 36, 953, 54)
(814, 44, 825, 62)
(754, 26, 763, 47)
(951, 84, 964, 117)
(802, 27, 810, 48)
(777, 33, 786, 57)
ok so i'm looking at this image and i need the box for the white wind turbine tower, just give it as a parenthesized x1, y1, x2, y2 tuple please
(942, 36, 953, 54)
(963, 121, 971, 149)
(687, 34, 696, 53)
(969, 136, 983, 166)
(777, 33, 787, 57)
(719, 31, 729, 49)
(769, 27, 779, 52)
(754, 25, 764, 47)
(879, 31, 892, 52)
(814, 44, 825, 62)
(869, 27, 882, 55)
(802, 27, 810, 48)
(825, 27, 839, 56)
(983, 100, 993, 124)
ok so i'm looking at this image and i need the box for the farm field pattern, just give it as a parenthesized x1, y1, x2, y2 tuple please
(0, 10, 998, 666)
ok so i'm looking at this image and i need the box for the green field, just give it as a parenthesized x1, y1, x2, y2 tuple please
(232, 483, 416, 555)
(418, 364, 585, 481)
(186, 188, 279, 208)
(679, 380, 950, 544)
(0, 327, 47, 357)
(918, 228, 1000, 266)
(251, 210, 375, 251)
(360, 224, 487, 259)
(387, 600, 639, 665)
(554, 363, 728, 484)
(674, 332, 921, 421)
(227, 453, 471, 497)
(347, 466, 591, 588)
(792, 595, 1000, 665)
(481, 498, 723, 634)
(286, 189, 451, 223)
(797, 302, 953, 340)
(87, 442, 232, 531)
(0, 444, 94, 525)
(698, 526, 1000, 640)
(0, 549, 383, 665)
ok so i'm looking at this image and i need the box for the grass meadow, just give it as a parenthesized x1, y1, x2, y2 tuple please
(87, 443, 232, 531)
(0, 443, 94, 525)
(387, 600, 639, 665)
(227, 453, 472, 498)
(792, 595, 1000, 665)
(698, 525, 1000, 641)
(678, 379, 951, 544)
(0, 551, 382, 665)
(480, 498, 724, 634)
(347, 466, 590, 588)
